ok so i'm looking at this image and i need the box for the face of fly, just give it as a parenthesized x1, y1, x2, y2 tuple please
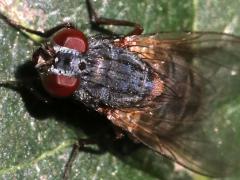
(32, 43, 88, 97)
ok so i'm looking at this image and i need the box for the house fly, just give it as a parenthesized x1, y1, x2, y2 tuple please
(1, 0, 240, 179)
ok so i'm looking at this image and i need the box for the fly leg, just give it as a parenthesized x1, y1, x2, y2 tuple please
(113, 126, 125, 140)
(0, 79, 51, 104)
(86, 0, 143, 36)
(0, 11, 75, 43)
(62, 138, 103, 180)
(97, 108, 143, 143)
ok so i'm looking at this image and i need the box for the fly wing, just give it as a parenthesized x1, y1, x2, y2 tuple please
(116, 32, 240, 177)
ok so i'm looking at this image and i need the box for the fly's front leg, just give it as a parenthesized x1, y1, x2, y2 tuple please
(86, 0, 143, 35)
(0, 11, 75, 43)
(0, 79, 51, 104)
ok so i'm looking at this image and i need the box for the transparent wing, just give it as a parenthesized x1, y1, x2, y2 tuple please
(120, 32, 240, 177)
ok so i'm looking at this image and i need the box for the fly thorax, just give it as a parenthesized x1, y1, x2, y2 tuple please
(73, 37, 162, 108)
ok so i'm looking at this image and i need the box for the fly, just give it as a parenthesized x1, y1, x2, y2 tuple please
(1, 0, 240, 179)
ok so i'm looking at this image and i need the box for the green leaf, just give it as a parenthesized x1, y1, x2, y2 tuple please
(0, 0, 239, 180)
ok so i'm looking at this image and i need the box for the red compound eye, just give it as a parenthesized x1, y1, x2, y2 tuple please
(53, 28, 88, 53)
(41, 74, 80, 97)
